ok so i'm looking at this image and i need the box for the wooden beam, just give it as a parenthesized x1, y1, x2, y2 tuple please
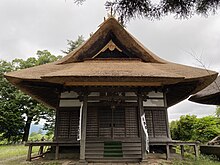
(79, 94, 88, 163)
(65, 81, 161, 86)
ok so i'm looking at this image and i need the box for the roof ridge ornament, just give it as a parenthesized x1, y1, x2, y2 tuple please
(106, 1, 116, 17)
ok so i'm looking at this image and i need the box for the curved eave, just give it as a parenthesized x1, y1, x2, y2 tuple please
(189, 93, 220, 105)
(189, 76, 220, 105)
(5, 76, 61, 109)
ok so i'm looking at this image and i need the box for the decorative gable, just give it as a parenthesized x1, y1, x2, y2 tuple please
(58, 17, 166, 64)
(92, 40, 138, 59)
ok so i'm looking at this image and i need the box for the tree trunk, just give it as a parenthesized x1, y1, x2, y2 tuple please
(22, 116, 33, 142)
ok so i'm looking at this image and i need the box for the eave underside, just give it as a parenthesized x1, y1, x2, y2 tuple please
(6, 78, 209, 109)
(189, 93, 220, 105)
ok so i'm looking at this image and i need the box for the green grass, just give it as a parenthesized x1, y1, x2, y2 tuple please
(0, 145, 38, 159)
(0, 144, 220, 165)
(172, 155, 220, 165)
(0, 144, 61, 165)
(0, 144, 64, 165)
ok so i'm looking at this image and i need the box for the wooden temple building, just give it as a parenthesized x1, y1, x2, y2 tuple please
(5, 17, 218, 163)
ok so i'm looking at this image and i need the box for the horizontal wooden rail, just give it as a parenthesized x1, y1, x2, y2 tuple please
(149, 140, 200, 160)
(25, 141, 79, 161)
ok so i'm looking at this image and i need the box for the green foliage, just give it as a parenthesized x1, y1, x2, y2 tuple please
(28, 130, 53, 142)
(192, 116, 220, 142)
(171, 115, 198, 141)
(0, 50, 61, 142)
(173, 154, 220, 165)
(76, 0, 220, 21)
(0, 60, 24, 142)
(62, 35, 85, 54)
(216, 106, 220, 118)
(170, 115, 220, 143)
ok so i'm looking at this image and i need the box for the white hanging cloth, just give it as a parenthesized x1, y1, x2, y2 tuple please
(141, 113, 149, 153)
(77, 102, 83, 141)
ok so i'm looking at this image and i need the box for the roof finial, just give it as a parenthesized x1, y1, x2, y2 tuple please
(106, 1, 116, 18)
(110, 6, 113, 16)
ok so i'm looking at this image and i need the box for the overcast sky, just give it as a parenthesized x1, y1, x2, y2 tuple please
(1, 0, 219, 121)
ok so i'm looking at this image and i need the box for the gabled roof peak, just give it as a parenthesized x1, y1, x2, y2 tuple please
(58, 17, 167, 64)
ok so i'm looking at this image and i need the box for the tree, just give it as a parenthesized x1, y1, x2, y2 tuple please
(0, 50, 62, 142)
(61, 35, 85, 54)
(216, 106, 220, 118)
(170, 115, 198, 141)
(1, 36, 84, 143)
(192, 116, 220, 143)
(0, 60, 25, 142)
(76, 0, 220, 21)
(170, 115, 220, 143)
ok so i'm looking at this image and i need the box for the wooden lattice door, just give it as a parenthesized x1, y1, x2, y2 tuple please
(98, 106, 139, 139)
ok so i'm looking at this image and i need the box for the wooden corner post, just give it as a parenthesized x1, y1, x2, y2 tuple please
(137, 90, 146, 161)
(79, 93, 88, 164)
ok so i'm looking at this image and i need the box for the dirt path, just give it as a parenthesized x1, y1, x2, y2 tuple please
(0, 154, 175, 165)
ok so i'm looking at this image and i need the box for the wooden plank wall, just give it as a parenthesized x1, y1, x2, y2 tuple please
(144, 108, 168, 138)
(57, 107, 79, 141)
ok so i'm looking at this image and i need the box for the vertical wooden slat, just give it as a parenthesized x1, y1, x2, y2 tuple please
(113, 107, 125, 138)
(99, 107, 112, 138)
(125, 107, 138, 137)
(87, 108, 98, 138)
(144, 110, 153, 137)
(153, 110, 167, 137)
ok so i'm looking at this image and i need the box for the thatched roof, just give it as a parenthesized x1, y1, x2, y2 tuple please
(189, 76, 220, 105)
(5, 17, 218, 109)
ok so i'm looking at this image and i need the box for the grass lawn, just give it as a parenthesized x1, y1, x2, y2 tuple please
(173, 157, 220, 165)
(0, 145, 37, 160)
(0, 145, 220, 165)
(0, 144, 61, 165)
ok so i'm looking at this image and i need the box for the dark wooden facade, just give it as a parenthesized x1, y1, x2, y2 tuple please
(54, 87, 170, 162)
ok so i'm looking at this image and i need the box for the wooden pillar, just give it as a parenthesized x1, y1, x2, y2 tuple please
(137, 91, 146, 161)
(79, 94, 88, 164)
(164, 93, 171, 139)
(166, 144, 170, 160)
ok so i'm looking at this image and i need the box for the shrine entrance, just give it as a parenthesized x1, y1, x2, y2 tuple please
(99, 106, 125, 139)
(87, 105, 139, 140)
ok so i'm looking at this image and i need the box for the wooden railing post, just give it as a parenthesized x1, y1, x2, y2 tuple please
(27, 145, 32, 161)
(194, 144, 199, 159)
(55, 145, 59, 160)
(180, 145, 184, 159)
